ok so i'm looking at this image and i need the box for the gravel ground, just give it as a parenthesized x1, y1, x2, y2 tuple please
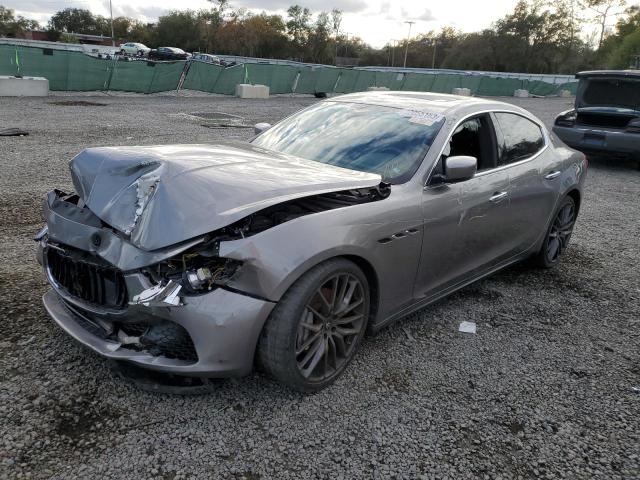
(0, 93, 638, 480)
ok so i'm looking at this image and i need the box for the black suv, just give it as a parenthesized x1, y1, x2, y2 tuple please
(553, 70, 640, 168)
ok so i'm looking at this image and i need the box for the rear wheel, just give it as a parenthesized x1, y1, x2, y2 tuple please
(534, 196, 577, 268)
(258, 258, 370, 392)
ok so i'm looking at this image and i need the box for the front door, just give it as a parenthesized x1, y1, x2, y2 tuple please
(415, 114, 512, 298)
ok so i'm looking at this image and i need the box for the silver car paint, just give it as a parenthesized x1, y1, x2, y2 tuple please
(69, 142, 381, 251)
(39, 92, 586, 377)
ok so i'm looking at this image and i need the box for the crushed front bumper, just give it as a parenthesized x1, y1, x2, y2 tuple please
(43, 286, 275, 377)
(37, 189, 277, 377)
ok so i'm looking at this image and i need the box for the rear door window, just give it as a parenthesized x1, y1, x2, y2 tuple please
(493, 113, 545, 166)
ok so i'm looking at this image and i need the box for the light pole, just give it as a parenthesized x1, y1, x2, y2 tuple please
(109, 0, 115, 46)
(391, 39, 397, 67)
(431, 38, 437, 69)
(403, 21, 414, 68)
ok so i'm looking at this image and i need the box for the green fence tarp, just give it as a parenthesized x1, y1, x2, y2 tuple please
(525, 79, 558, 96)
(0, 44, 18, 77)
(0, 44, 577, 97)
(0, 45, 71, 90)
(147, 61, 185, 93)
(314, 68, 341, 94)
(554, 81, 578, 95)
(352, 70, 376, 92)
(108, 61, 154, 92)
(106, 60, 184, 93)
(294, 66, 319, 94)
(334, 68, 360, 93)
(375, 71, 406, 90)
(212, 64, 245, 95)
(66, 54, 109, 91)
(476, 76, 523, 96)
(182, 61, 224, 92)
(400, 73, 436, 92)
(456, 75, 483, 95)
(245, 63, 299, 94)
(429, 74, 458, 93)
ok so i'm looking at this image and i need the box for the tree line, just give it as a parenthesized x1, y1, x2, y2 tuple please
(0, 0, 638, 73)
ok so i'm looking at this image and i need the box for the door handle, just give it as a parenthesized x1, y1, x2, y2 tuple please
(545, 170, 561, 180)
(489, 191, 508, 203)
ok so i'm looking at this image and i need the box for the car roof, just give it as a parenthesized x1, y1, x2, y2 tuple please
(576, 70, 640, 79)
(330, 90, 523, 117)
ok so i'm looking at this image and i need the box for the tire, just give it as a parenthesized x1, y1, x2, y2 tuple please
(533, 196, 577, 268)
(120, 49, 126, 56)
(257, 258, 370, 392)
(137, 50, 144, 56)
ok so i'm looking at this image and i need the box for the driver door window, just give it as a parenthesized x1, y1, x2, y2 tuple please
(431, 115, 497, 182)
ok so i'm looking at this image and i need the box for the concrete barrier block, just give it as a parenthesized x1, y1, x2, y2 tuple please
(514, 89, 530, 98)
(253, 84, 269, 99)
(367, 86, 390, 91)
(452, 88, 471, 96)
(235, 83, 270, 99)
(0, 76, 49, 96)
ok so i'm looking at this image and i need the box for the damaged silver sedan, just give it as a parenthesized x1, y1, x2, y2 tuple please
(36, 92, 587, 391)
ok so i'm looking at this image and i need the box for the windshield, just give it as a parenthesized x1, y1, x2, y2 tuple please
(251, 101, 445, 183)
(580, 78, 640, 111)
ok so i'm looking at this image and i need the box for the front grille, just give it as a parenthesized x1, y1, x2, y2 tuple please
(47, 247, 128, 309)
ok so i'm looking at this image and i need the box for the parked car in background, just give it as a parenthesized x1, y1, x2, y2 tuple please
(119, 43, 150, 56)
(148, 47, 190, 61)
(553, 70, 640, 168)
(192, 53, 221, 65)
(36, 92, 587, 392)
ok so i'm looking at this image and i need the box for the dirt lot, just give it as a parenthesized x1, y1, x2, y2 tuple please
(0, 93, 638, 480)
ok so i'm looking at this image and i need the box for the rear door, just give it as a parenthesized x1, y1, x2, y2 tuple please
(492, 112, 561, 253)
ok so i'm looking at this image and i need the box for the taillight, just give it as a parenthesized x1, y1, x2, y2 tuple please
(555, 110, 577, 127)
(627, 119, 640, 133)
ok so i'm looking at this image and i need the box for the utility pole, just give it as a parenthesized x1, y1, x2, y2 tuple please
(403, 21, 414, 68)
(431, 38, 437, 69)
(109, 0, 115, 46)
(391, 40, 396, 67)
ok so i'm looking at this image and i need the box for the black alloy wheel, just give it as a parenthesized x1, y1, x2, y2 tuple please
(535, 196, 577, 268)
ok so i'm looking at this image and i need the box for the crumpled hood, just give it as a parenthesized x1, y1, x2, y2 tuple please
(69, 141, 381, 251)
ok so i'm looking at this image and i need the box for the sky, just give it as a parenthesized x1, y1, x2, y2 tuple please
(3, 0, 624, 48)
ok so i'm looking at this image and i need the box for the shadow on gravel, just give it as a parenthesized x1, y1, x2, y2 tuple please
(48, 100, 108, 107)
(586, 155, 640, 172)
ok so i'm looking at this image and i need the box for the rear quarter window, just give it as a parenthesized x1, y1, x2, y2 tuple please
(493, 113, 545, 166)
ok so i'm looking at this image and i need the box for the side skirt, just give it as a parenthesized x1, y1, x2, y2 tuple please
(370, 251, 532, 333)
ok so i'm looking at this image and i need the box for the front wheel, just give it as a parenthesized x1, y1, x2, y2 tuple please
(120, 49, 126, 56)
(257, 258, 370, 392)
(534, 196, 577, 268)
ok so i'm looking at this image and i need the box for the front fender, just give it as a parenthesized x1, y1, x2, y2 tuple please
(218, 200, 424, 321)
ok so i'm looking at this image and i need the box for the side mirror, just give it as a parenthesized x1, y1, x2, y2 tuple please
(445, 155, 477, 182)
(254, 123, 272, 135)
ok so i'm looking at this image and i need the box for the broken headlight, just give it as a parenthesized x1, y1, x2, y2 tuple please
(144, 253, 242, 295)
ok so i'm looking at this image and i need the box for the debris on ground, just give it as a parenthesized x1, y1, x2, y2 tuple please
(458, 321, 477, 334)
